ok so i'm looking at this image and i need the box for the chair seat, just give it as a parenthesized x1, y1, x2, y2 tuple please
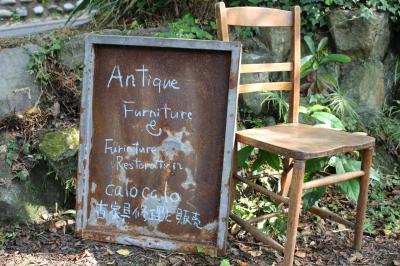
(236, 123, 375, 160)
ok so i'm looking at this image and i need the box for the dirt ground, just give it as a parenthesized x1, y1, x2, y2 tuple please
(0, 213, 399, 266)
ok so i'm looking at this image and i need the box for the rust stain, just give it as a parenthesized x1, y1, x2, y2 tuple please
(79, 43, 234, 253)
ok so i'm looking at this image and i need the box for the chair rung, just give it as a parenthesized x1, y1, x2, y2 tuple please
(235, 174, 355, 228)
(241, 63, 293, 73)
(303, 170, 365, 190)
(234, 174, 289, 204)
(239, 82, 292, 93)
(230, 213, 284, 252)
(247, 210, 287, 224)
(309, 206, 354, 228)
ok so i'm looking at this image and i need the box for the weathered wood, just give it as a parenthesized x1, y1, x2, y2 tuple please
(234, 175, 289, 204)
(241, 63, 293, 73)
(280, 158, 294, 197)
(225, 7, 293, 27)
(303, 170, 365, 190)
(230, 213, 285, 252)
(354, 148, 373, 250)
(288, 6, 301, 123)
(239, 82, 293, 93)
(215, 2, 229, 41)
(77, 35, 241, 255)
(236, 124, 375, 160)
(309, 206, 354, 228)
(247, 210, 287, 224)
(283, 160, 305, 266)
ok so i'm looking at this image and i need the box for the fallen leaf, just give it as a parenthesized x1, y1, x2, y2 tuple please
(116, 249, 130, 256)
(295, 251, 306, 258)
(248, 250, 262, 257)
(238, 243, 252, 252)
(338, 224, 346, 230)
(233, 259, 249, 266)
(27, 107, 40, 115)
(348, 252, 362, 263)
(383, 229, 392, 236)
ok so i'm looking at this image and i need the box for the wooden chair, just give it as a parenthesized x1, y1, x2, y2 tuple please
(215, 2, 375, 265)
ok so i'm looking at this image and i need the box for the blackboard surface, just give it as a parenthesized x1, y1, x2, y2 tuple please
(76, 35, 240, 254)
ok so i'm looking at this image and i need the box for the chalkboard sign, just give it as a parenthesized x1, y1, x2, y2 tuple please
(76, 35, 241, 254)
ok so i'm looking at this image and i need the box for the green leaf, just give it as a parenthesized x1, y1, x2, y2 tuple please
(299, 106, 308, 114)
(300, 55, 314, 73)
(319, 72, 338, 88)
(337, 179, 360, 201)
(303, 187, 326, 211)
(220, 259, 231, 266)
(17, 171, 28, 182)
(252, 150, 281, 171)
(308, 104, 331, 113)
(321, 54, 351, 64)
(238, 146, 254, 169)
(304, 35, 315, 54)
(305, 157, 327, 174)
(317, 37, 328, 51)
(311, 111, 345, 130)
(334, 157, 360, 201)
(195, 244, 206, 254)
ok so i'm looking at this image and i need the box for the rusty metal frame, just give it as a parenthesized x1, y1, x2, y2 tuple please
(76, 35, 241, 255)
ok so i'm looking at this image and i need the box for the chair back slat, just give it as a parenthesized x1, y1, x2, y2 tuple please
(239, 82, 292, 93)
(216, 2, 301, 123)
(226, 7, 293, 27)
(241, 63, 293, 73)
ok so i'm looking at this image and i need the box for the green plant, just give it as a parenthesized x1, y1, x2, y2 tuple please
(301, 36, 351, 95)
(370, 100, 400, 160)
(68, 0, 217, 28)
(28, 36, 62, 84)
(220, 259, 231, 266)
(299, 104, 345, 130)
(156, 14, 215, 40)
(366, 169, 400, 235)
(228, 0, 400, 33)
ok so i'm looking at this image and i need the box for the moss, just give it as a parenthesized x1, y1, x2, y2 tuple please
(39, 128, 79, 161)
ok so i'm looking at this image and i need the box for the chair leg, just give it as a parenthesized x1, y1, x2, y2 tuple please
(283, 159, 305, 266)
(281, 158, 294, 197)
(354, 147, 373, 250)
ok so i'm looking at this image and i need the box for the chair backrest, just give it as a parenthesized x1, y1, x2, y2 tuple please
(215, 2, 301, 123)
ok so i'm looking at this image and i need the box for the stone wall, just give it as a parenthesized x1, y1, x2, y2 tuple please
(235, 9, 397, 127)
(0, 0, 80, 22)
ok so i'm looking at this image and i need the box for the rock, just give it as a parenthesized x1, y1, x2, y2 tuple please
(383, 49, 398, 98)
(20, 0, 32, 3)
(0, 9, 12, 17)
(340, 59, 385, 125)
(33, 5, 44, 15)
(15, 7, 28, 17)
(240, 52, 270, 115)
(0, 0, 15, 4)
(63, 2, 74, 12)
(258, 27, 292, 62)
(39, 128, 79, 184)
(59, 34, 86, 69)
(0, 44, 42, 119)
(0, 132, 64, 224)
(328, 9, 390, 60)
(48, 4, 63, 13)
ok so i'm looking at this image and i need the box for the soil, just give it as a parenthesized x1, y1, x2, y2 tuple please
(0, 213, 399, 266)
